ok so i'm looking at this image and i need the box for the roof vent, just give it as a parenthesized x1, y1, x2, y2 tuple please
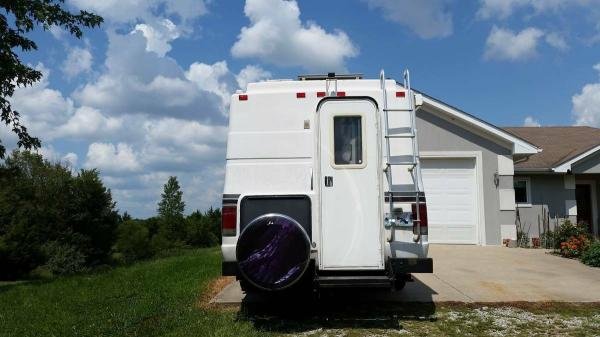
(297, 73, 363, 81)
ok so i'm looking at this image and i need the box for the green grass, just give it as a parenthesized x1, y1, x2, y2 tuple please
(0, 248, 263, 337)
(1, 248, 599, 337)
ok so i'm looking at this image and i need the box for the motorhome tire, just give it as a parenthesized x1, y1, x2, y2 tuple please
(394, 278, 406, 291)
(236, 213, 311, 291)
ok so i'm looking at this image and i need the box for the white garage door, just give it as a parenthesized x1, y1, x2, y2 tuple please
(421, 158, 478, 244)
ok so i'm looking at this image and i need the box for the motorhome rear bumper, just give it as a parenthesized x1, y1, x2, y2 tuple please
(223, 258, 433, 277)
(390, 258, 433, 274)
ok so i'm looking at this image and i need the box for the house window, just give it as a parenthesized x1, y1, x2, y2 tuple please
(514, 177, 531, 205)
(333, 116, 363, 165)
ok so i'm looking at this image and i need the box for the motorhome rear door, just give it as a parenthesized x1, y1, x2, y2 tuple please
(318, 99, 384, 270)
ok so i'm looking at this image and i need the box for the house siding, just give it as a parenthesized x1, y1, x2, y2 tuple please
(516, 174, 576, 238)
(417, 109, 514, 245)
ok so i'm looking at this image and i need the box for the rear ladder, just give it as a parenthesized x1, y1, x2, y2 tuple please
(380, 69, 422, 243)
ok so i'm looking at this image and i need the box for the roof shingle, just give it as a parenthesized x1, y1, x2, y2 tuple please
(503, 126, 600, 170)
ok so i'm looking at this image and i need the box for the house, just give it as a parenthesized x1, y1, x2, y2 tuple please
(414, 93, 539, 246)
(503, 127, 600, 239)
(414, 93, 599, 245)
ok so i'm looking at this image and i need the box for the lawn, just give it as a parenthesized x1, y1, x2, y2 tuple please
(1, 248, 599, 337)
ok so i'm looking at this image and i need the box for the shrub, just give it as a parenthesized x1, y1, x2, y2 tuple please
(559, 234, 591, 258)
(540, 230, 555, 249)
(581, 241, 600, 267)
(185, 211, 218, 247)
(517, 225, 530, 248)
(42, 241, 87, 276)
(114, 220, 152, 263)
(553, 220, 590, 250)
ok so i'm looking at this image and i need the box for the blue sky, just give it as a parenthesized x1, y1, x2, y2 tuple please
(5, 0, 600, 217)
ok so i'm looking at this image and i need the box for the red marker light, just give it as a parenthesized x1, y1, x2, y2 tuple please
(396, 91, 406, 98)
(336, 91, 346, 97)
(296, 92, 306, 98)
(317, 91, 326, 97)
(239, 94, 248, 101)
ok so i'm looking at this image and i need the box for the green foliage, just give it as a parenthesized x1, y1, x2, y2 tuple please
(0, 0, 103, 158)
(0, 151, 118, 279)
(157, 176, 186, 242)
(158, 176, 185, 218)
(553, 220, 591, 250)
(559, 234, 591, 258)
(42, 241, 87, 275)
(581, 241, 600, 267)
(185, 211, 218, 247)
(113, 220, 152, 263)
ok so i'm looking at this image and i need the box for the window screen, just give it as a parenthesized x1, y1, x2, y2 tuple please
(333, 116, 362, 165)
(514, 179, 529, 204)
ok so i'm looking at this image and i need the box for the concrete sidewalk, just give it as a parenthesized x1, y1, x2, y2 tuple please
(212, 245, 600, 303)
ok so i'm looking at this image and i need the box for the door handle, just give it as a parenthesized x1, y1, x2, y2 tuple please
(324, 176, 333, 187)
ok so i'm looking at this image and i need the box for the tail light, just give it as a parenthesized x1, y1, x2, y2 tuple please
(221, 205, 237, 236)
(411, 203, 428, 235)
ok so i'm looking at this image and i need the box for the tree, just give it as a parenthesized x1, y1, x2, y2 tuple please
(0, 151, 118, 279)
(157, 176, 186, 242)
(0, 0, 103, 158)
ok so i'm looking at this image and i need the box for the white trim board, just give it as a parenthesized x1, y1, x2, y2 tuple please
(420, 151, 486, 245)
(554, 145, 600, 173)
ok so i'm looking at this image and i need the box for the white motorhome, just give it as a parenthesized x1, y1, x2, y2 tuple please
(221, 71, 432, 292)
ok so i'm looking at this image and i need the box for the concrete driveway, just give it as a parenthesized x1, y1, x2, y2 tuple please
(212, 245, 600, 303)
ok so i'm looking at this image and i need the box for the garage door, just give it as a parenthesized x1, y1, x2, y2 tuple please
(421, 158, 478, 244)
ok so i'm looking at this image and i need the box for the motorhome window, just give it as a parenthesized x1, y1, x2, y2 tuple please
(333, 116, 362, 165)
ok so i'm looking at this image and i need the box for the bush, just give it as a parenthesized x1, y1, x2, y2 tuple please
(185, 212, 218, 247)
(114, 220, 152, 263)
(581, 241, 600, 267)
(42, 241, 87, 275)
(559, 234, 591, 258)
(553, 220, 590, 250)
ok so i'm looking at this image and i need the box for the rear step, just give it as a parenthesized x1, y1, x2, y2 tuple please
(316, 275, 393, 288)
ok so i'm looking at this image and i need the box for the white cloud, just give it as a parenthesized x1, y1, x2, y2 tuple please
(545, 32, 569, 51)
(85, 142, 141, 173)
(62, 47, 93, 78)
(73, 31, 225, 121)
(68, 0, 208, 25)
(236, 65, 272, 90)
(523, 116, 541, 127)
(62, 152, 79, 168)
(9, 1, 265, 217)
(56, 106, 123, 139)
(484, 26, 544, 61)
(363, 0, 453, 39)
(572, 63, 600, 126)
(231, 0, 358, 71)
(134, 19, 180, 57)
(477, 0, 586, 19)
(9, 63, 75, 139)
(185, 61, 236, 112)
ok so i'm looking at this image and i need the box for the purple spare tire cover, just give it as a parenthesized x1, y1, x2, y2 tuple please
(236, 213, 311, 291)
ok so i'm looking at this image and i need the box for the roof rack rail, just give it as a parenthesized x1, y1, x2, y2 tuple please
(297, 73, 363, 81)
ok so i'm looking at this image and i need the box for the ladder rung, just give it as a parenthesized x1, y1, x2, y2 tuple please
(387, 162, 416, 166)
(387, 155, 418, 166)
(386, 127, 414, 138)
(385, 134, 414, 139)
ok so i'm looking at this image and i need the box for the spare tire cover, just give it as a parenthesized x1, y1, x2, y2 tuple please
(236, 213, 311, 291)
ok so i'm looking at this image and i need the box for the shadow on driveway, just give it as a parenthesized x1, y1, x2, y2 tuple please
(236, 280, 437, 333)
